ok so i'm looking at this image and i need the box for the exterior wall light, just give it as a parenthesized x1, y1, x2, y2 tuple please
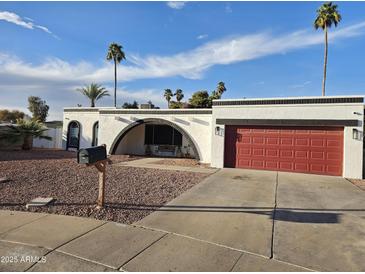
(352, 128, 361, 140)
(215, 126, 224, 136)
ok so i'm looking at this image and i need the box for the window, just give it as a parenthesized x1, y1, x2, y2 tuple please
(67, 121, 80, 149)
(145, 124, 182, 146)
(92, 122, 99, 146)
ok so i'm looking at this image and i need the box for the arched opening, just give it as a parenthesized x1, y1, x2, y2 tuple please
(92, 121, 99, 146)
(66, 121, 80, 150)
(110, 118, 201, 160)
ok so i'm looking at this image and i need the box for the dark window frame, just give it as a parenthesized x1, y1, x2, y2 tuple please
(144, 124, 182, 146)
(67, 121, 81, 150)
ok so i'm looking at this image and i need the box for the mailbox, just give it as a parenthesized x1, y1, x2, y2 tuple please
(77, 145, 107, 164)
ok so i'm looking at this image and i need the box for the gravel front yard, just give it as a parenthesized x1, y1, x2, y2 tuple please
(0, 150, 208, 224)
(152, 158, 211, 168)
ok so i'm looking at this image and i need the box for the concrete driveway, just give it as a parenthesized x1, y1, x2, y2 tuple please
(137, 168, 365, 271)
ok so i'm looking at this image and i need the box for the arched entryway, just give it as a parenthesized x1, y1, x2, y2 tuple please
(66, 121, 81, 150)
(110, 118, 201, 160)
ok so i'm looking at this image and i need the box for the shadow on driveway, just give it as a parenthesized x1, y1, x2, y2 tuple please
(1, 202, 356, 224)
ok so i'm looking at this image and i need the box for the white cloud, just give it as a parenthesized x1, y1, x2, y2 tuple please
(0, 11, 58, 39)
(166, 1, 186, 10)
(1, 22, 365, 84)
(197, 34, 208, 40)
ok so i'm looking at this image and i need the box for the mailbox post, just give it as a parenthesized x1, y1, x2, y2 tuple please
(77, 144, 108, 208)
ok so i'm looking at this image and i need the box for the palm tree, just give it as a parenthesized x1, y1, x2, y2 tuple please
(106, 43, 126, 107)
(164, 89, 173, 108)
(314, 2, 341, 96)
(216, 81, 226, 97)
(175, 89, 184, 102)
(77, 83, 110, 107)
(0, 119, 51, 150)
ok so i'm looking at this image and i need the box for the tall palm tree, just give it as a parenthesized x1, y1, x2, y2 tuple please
(106, 43, 126, 107)
(77, 83, 110, 107)
(314, 2, 341, 96)
(164, 89, 173, 108)
(175, 89, 184, 102)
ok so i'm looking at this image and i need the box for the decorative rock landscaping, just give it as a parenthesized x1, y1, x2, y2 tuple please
(0, 150, 209, 224)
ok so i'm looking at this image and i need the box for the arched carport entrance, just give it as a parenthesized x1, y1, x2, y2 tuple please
(110, 118, 201, 161)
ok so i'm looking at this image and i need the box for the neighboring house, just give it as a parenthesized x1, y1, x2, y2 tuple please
(63, 95, 364, 179)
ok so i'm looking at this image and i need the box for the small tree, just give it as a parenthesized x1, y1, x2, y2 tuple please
(169, 101, 183, 109)
(189, 91, 211, 108)
(0, 110, 25, 123)
(0, 119, 51, 150)
(77, 83, 110, 107)
(28, 96, 49, 122)
(122, 101, 139, 109)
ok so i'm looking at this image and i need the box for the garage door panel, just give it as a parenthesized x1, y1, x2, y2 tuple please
(311, 139, 325, 147)
(252, 148, 264, 156)
(327, 139, 341, 147)
(294, 163, 309, 173)
(224, 126, 343, 176)
(281, 150, 294, 158)
(280, 162, 294, 171)
(310, 164, 325, 173)
(266, 161, 279, 169)
(266, 149, 279, 157)
(252, 160, 265, 168)
(253, 137, 264, 144)
(295, 138, 310, 146)
(311, 151, 325, 160)
(295, 150, 309, 159)
(237, 147, 251, 156)
(281, 138, 294, 145)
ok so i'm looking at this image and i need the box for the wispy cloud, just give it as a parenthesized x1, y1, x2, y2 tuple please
(289, 81, 312, 89)
(197, 34, 208, 40)
(166, 1, 186, 10)
(225, 3, 232, 13)
(0, 11, 59, 39)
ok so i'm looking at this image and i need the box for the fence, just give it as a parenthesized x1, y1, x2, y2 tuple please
(33, 127, 63, 149)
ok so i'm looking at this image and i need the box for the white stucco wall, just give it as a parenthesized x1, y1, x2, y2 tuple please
(211, 97, 364, 179)
(115, 124, 145, 155)
(62, 109, 100, 149)
(63, 108, 212, 163)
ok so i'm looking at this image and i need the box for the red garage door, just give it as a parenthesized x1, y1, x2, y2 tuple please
(224, 126, 344, 176)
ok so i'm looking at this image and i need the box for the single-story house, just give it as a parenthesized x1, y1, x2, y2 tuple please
(63, 95, 364, 179)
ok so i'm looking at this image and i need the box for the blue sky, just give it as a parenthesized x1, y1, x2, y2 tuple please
(0, 1, 365, 120)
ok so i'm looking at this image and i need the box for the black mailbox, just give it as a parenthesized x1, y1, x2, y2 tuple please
(77, 145, 107, 164)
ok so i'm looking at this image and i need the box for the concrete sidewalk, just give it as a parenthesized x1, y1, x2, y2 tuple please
(0, 210, 305, 272)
